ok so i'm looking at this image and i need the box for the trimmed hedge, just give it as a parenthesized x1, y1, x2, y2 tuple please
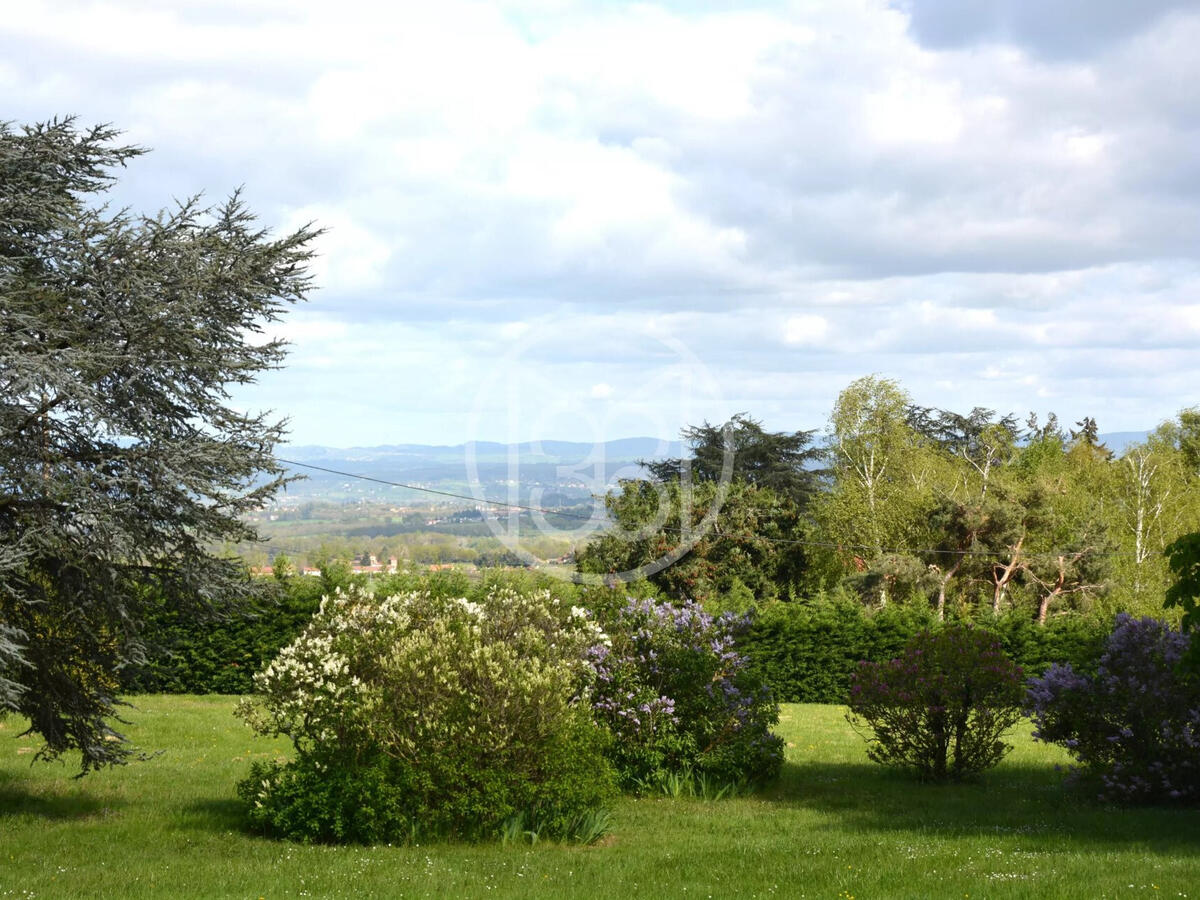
(120, 570, 578, 694)
(741, 600, 1110, 704)
(123, 577, 1112, 701)
(120, 578, 326, 694)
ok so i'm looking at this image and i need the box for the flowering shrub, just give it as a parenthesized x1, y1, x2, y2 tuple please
(588, 597, 783, 789)
(847, 626, 1024, 782)
(235, 585, 617, 843)
(1025, 614, 1200, 804)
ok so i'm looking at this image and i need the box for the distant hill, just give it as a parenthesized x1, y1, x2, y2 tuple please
(274, 431, 1152, 505)
(274, 437, 685, 504)
(283, 437, 684, 464)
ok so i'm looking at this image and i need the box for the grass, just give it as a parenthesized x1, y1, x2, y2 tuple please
(2, 699, 1198, 899)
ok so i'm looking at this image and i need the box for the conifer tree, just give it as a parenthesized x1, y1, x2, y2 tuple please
(0, 119, 318, 771)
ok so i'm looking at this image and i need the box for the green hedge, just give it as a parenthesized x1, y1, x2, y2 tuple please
(120, 570, 580, 695)
(120, 578, 326, 694)
(740, 600, 1110, 704)
(123, 575, 1113, 700)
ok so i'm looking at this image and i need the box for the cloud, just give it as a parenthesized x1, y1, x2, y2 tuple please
(784, 314, 830, 346)
(894, 0, 1195, 59)
(5, 0, 1200, 444)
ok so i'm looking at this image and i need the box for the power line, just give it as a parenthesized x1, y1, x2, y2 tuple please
(271, 456, 1143, 563)
(274, 458, 602, 522)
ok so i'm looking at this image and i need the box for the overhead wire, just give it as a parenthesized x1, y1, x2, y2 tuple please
(271, 457, 1147, 563)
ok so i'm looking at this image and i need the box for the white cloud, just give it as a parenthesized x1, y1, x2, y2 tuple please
(6, 0, 1200, 443)
(784, 314, 830, 346)
(863, 74, 964, 145)
(282, 206, 393, 294)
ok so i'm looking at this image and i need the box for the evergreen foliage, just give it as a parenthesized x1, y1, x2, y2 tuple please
(579, 415, 820, 603)
(120, 576, 325, 694)
(641, 413, 823, 503)
(741, 598, 1108, 704)
(0, 118, 317, 771)
(123, 573, 1111, 700)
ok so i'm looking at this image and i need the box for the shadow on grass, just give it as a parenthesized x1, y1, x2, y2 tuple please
(763, 758, 1200, 854)
(178, 796, 247, 833)
(0, 776, 121, 821)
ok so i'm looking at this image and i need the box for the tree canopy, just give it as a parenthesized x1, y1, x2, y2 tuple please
(579, 415, 821, 604)
(0, 118, 318, 771)
(642, 413, 822, 503)
(580, 378, 1200, 626)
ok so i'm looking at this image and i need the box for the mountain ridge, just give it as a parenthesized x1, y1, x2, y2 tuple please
(273, 431, 1150, 504)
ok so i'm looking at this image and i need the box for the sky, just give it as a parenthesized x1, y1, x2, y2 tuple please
(5, 0, 1200, 448)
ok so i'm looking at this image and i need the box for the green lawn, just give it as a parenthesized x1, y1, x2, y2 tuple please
(2, 698, 1197, 899)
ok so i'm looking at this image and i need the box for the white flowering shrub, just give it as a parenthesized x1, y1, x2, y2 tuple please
(235, 585, 616, 844)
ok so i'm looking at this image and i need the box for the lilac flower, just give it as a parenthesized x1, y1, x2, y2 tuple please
(586, 596, 782, 788)
(1026, 616, 1200, 805)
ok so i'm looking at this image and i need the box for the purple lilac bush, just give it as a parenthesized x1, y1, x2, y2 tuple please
(587, 597, 783, 789)
(847, 625, 1025, 782)
(1025, 614, 1200, 804)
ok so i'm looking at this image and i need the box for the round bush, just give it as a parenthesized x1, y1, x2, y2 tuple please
(235, 585, 617, 843)
(847, 625, 1024, 782)
(588, 597, 783, 790)
(1025, 614, 1200, 804)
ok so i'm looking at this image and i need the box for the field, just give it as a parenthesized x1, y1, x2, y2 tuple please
(2, 698, 1197, 899)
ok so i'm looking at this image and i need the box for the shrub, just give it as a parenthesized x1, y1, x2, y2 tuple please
(742, 598, 1108, 704)
(238, 756, 415, 845)
(1025, 614, 1200, 804)
(588, 597, 783, 790)
(235, 585, 617, 843)
(847, 625, 1024, 781)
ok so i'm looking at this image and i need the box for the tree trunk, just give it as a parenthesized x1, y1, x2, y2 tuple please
(935, 555, 964, 622)
(991, 534, 1024, 615)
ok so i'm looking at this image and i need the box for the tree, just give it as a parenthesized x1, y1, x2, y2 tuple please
(907, 406, 1020, 500)
(0, 119, 318, 771)
(1068, 416, 1112, 461)
(579, 415, 820, 604)
(1105, 425, 1196, 610)
(819, 376, 937, 604)
(1016, 439, 1111, 622)
(1165, 531, 1200, 669)
(921, 492, 1023, 620)
(642, 413, 822, 504)
(577, 476, 808, 604)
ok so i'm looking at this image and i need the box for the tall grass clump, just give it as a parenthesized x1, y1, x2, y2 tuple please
(235, 585, 616, 844)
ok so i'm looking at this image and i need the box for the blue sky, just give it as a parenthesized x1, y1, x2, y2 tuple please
(5, 0, 1200, 446)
